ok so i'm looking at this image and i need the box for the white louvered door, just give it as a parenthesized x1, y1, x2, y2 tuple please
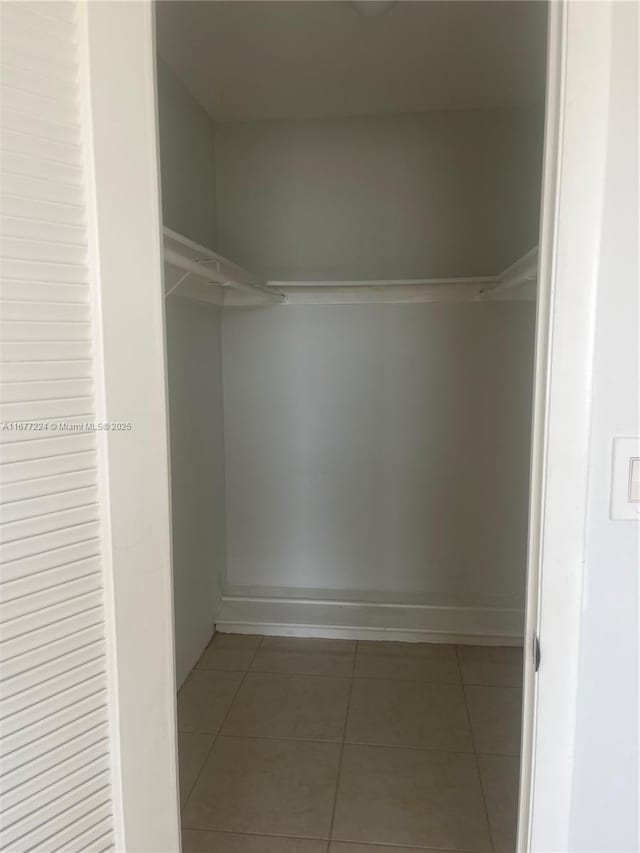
(0, 2, 116, 850)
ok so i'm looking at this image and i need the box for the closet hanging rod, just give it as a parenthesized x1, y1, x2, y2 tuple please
(163, 246, 287, 303)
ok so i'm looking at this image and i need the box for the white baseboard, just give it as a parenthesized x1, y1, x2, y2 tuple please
(216, 590, 524, 646)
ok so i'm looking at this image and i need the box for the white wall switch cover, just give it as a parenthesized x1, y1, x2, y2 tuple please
(610, 437, 640, 520)
(630, 458, 640, 503)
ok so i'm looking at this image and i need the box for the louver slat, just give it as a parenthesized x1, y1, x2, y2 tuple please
(0, 3, 115, 850)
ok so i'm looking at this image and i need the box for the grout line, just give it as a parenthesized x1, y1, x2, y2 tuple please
(182, 824, 463, 851)
(178, 728, 516, 758)
(328, 841, 480, 852)
(326, 640, 358, 844)
(180, 826, 331, 843)
(179, 636, 263, 820)
(206, 732, 343, 744)
(475, 750, 522, 759)
(457, 644, 496, 853)
(206, 731, 481, 756)
(196, 664, 460, 686)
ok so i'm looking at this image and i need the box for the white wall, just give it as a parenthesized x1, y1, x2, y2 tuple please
(222, 302, 535, 609)
(569, 3, 639, 848)
(157, 59, 226, 683)
(157, 58, 218, 248)
(166, 299, 226, 686)
(215, 109, 543, 281)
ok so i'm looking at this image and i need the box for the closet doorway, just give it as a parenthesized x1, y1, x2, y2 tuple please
(155, 3, 549, 850)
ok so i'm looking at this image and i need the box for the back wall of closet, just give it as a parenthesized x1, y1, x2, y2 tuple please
(157, 59, 540, 679)
(215, 109, 543, 280)
(222, 302, 534, 606)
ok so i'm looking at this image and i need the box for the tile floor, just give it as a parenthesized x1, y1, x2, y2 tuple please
(178, 634, 523, 853)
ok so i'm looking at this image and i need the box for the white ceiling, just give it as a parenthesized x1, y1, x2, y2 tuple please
(156, 1, 548, 123)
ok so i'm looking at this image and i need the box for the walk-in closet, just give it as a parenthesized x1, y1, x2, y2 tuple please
(155, 2, 547, 849)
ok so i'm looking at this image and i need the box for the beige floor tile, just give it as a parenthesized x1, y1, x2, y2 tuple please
(465, 686, 522, 755)
(251, 649, 355, 677)
(261, 636, 356, 654)
(478, 754, 520, 853)
(223, 671, 350, 741)
(182, 736, 341, 838)
(354, 652, 459, 684)
(182, 830, 327, 852)
(178, 732, 214, 807)
(210, 632, 263, 649)
(332, 744, 491, 851)
(196, 645, 257, 671)
(346, 678, 473, 752)
(358, 641, 456, 660)
(178, 670, 244, 733)
(460, 660, 522, 688)
(457, 645, 523, 665)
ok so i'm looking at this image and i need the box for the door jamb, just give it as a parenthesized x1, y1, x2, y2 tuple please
(517, 2, 614, 849)
(79, 3, 181, 850)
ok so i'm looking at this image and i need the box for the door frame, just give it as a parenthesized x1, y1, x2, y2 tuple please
(80, 1, 617, 850)
(79, 3, 180, 851)
(517, 2, 614, 850)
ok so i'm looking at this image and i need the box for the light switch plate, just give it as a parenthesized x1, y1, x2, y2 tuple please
(610, 437, 640, 520)
(630, 458, 640, 503)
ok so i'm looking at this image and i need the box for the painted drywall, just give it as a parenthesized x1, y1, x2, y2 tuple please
(157, 58, 225, 683)
(222, 302, 535, 607)
(569, 3, 639, 849)
(214, 109, 543, 281)
(157, 57, 218, 249)
(156, 1, 548, 121)
(166, 299, 226, 685)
